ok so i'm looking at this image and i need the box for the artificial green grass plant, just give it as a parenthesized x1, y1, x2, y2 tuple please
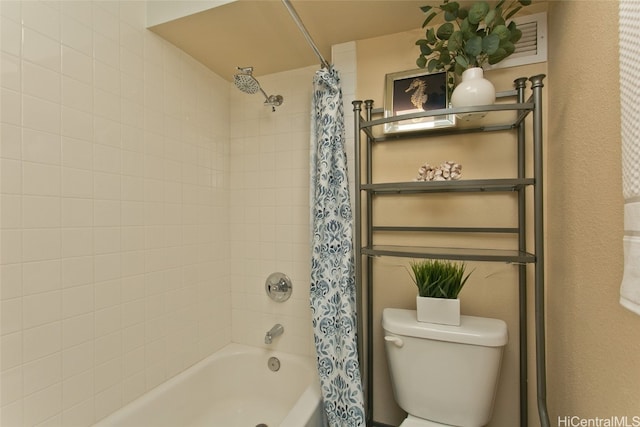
(410, 259, 472, 299)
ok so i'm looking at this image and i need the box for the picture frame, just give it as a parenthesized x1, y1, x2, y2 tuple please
(383, 69, 455, 134)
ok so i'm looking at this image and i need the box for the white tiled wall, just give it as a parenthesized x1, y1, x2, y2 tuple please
(332, 41, 357, 206)
(0, 1, 231, 425)
(228, 45, 358, 357)
(228, 66, 316, 356)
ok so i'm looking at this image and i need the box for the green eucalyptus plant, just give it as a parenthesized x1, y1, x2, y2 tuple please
(416, 0, 532, 76)
(410, 259, 472, 299)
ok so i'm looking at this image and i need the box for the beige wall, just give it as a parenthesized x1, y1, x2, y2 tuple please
(357, 1, 640, 425)
(546, 0, 640, 420)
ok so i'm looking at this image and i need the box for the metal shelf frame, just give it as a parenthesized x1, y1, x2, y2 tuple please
(353, 75, 549, 427)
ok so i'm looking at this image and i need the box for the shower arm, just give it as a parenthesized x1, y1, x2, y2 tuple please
(258, 86, 270, 102)
(281, 0, 331, 69)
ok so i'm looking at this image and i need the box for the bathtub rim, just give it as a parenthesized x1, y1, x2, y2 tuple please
(93, 342, 322, 427)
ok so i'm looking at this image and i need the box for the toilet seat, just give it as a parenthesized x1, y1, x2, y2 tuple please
(399, 415, 453, 427)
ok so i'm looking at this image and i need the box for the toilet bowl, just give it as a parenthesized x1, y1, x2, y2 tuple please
(382, 308, 508, 427)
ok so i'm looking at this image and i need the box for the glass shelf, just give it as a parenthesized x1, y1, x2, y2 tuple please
(361, 178, 534, 194)
(359, 100, 534, 142)
(362, 245, 536, 263)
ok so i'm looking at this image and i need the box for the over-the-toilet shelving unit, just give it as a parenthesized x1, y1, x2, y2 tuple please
(353, 75, 549, 427)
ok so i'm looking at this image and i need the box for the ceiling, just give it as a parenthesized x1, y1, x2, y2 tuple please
(148, 0, 428, 81)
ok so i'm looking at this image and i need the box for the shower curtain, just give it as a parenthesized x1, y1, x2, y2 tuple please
(310, 67, 366, 427)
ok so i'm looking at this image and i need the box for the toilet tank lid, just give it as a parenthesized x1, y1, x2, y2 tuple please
(382, 308, 508, 347)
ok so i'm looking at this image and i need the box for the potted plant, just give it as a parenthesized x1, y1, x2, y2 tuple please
(410, 259, 472, 325)
(415, 0, 532, 114)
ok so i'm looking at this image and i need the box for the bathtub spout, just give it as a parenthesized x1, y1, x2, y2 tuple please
(265, 324, 284, 344)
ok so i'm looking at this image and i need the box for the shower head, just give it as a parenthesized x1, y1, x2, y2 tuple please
(233, 66, 284, 112)
(234, 70, 261, 94)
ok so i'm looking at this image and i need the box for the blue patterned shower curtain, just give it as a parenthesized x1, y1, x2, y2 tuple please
(310, 67, 366, 427)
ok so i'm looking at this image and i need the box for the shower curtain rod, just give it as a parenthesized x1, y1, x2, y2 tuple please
(281, 0, 331, 69)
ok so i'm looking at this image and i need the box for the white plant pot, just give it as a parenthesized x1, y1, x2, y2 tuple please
(450, 67, 496, 121)
(416, 296, 461, 326)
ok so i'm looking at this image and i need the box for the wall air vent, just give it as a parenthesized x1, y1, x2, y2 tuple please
(488, 11, 548, 70)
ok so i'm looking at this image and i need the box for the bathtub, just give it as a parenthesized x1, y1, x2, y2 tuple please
(94, 343, 326, 427)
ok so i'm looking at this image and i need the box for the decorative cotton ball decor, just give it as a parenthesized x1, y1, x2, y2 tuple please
(414, 161, 462, 181)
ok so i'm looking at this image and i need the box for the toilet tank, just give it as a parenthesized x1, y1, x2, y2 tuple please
(382, 308, 508, 427)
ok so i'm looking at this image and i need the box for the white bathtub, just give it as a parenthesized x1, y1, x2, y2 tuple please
(94, 343, 326, 427)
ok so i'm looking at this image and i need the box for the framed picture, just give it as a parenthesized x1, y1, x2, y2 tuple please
(383, 69, 455, 134)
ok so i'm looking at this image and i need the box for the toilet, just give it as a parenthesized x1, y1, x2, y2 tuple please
(382, 308, 508, 427)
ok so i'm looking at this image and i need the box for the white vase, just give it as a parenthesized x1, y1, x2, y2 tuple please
(450, 67, 496, 121)
(416, 296, 461, 326)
